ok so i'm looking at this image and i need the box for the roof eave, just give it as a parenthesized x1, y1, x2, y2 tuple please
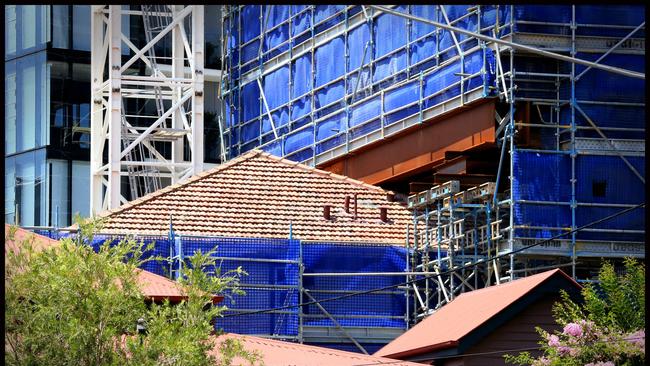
(381, 340, 460, 360)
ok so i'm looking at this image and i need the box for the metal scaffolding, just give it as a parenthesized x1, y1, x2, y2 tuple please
(90, 5, 204, 214)
(35, 227, 410, 353)
(398, 5, 645, 321)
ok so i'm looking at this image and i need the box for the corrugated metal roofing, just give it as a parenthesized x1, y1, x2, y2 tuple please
(374, 269, 581, 359)
(95, 150, 411, 244)
(211, 333, 423, 365)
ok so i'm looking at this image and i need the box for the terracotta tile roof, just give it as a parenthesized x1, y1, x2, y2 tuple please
(4, 225, 219, 303)
(211, 333, 422, 366)
(374, 269, 582, 359)
(95, 150, 411, 244)
(5, 224, 63, 255)
(132, 268, 192, 303)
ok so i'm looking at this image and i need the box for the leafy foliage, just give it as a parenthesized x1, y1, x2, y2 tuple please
(505, 259, 645, 366)
(553, 258, 645, 332)
(5, 218, 262, 366)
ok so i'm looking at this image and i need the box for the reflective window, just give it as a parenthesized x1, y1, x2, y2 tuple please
(71, 161, 90, 219)
(5, 6, 17, 56)
(5, 5, 50, 60)
(5, 157, 16, 224)
(12, 149, 47, 226)
(205, 5, 222, 69)
(49, 61, 91, 151)
(49, 159, 70, 227)
(5, 62, 17, 154)
(72, 103, 91, 148)
(72, 6, 129, 54)
(52, 5, 70, 49)
(5, 52, 49, 155)
(72, 5, 90, 51)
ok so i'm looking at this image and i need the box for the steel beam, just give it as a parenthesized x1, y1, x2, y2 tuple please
(191, 5, 205, 174)
(172, 5, 185, 184)
(108, 6, 122, 209)
(90, 5, 106, 215)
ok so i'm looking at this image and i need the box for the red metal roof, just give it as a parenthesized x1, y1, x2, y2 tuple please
(211, 333, 423, 365)
(4, 225, 218, 303)
(374, 269, 581, 359)
(92, 150, 411, 244)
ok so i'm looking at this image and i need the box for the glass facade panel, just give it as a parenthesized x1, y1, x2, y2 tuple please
(72, 5, 90, 51)
(5, 5, 17, 57)
(5, 62, 17, 155)
(5, 52, 49, 155)
(52, 5, 70, 49)
(49, 159, 70, 227)
(80, 6, 129, 54)
(71, 161, 90, 219)
(5, 5, 50, 60)
(5, 156, 16, 224)
(205, 5, 222, 69)
(12, 149, 47, 226)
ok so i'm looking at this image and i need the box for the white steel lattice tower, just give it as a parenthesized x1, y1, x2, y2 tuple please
(90, 5, 204, 214)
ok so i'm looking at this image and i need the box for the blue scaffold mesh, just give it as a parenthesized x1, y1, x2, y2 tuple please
(178, 236, 300, 337)
(307, 342, 386, 355)
(302, 242, 408, 329)
(30, 229, 411, 342)
(88, 235, 171, 277)
(28, 231, 171, 276)
(575, 156, 645, 242)
(513, 151, 645, 242)
(224, 5, 500, 162)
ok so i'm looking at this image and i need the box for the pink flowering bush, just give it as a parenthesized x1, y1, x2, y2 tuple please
(505, 258, 645, 366)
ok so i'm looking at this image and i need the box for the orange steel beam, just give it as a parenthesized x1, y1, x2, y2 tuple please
(319, 100, 496, 185)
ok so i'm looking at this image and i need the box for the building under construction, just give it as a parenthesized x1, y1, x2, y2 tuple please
(30, 3, 642, 354)
(219, 5, 645, 321)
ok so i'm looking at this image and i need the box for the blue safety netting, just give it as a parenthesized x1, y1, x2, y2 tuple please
(511, 5, 645, 37)
(562, 53, 645, 104)
(224, 5, 500, 162)
(513, 151, 645, 242)
(177, 236, 300, 337)
(302, 242, 408, 328)
(159, 237, 410, 338)
(27, 232, 172, 277)
(86, 235, 172, 277)
(575, 155, 645, 242)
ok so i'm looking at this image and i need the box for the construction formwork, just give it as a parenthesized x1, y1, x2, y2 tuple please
(36, 228, 410, 354)
(221, 5, 645, 322)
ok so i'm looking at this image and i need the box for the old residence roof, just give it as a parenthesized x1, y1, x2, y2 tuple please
(375, 269, 581, 359)
(4, 225, 212, 303)
(95, 150, 411, 244)
(211, 333, 422, 366)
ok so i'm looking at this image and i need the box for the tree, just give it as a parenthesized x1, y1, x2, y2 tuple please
(505, 258, 645, 366)
(5, 219, 261, 366)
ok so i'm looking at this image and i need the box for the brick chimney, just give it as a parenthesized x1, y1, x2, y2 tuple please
(379, 207, 388, 223)
(323, 205, 332, 221)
